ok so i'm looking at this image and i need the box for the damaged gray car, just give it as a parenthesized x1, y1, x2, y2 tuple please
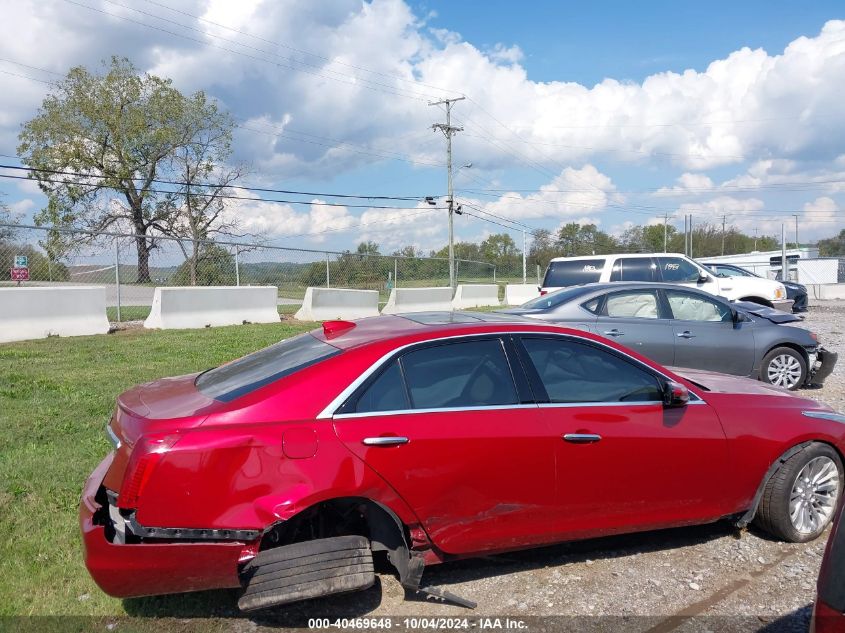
(502, 282, 836, 390)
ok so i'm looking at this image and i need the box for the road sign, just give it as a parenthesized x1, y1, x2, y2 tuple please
(14, 255, 28, 267)
(11, 267, 29, 281)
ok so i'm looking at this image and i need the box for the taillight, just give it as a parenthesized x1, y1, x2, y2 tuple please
(540, 290, 548, 296)
(117, 434, 179, 509)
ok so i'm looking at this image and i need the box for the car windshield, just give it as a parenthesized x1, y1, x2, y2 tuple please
(521, 286, 597, 310)
(196, 333, 341, 402)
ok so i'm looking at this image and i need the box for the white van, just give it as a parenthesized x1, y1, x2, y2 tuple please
(541, 253, 792, 311)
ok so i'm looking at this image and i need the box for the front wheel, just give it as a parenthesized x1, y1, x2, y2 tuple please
(755, 443, 843, 542)
(761, 346, 807, 390)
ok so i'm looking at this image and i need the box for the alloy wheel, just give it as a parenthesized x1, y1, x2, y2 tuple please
(789, 456, 840, 534)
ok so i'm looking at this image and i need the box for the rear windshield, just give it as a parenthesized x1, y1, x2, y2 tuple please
(543, 259, 604, 288)
(521, 285, 597, 310)
(196, 333, 341, 402)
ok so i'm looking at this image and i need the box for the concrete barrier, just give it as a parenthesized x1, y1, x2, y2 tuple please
(144, 286, 280, 329)
(452, 284, 501, 309)
(294, 287, 380, 321)
(381, 287, 453, 314)
(0, 286, 110, 343)
(807, 283, 845, 300)
(504, 284, 540, 306)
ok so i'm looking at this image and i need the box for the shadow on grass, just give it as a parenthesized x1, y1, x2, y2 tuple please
(121, 521, 738, 620)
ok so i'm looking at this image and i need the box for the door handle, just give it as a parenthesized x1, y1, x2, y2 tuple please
(603, 329, 624, 337)
(676, 331, 695, 339)
(362, 436, 409, 447)
(563, 433, 602, 443)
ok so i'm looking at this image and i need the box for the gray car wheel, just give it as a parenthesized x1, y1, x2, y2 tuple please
(760, 346, 807, 390)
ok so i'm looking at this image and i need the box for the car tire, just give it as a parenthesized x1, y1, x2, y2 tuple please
(754, 443, 843, 543)
(238, 535, 375, 612)
(760, 346, 807, 391)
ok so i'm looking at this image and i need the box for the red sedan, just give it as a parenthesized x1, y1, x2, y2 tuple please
(80, 312, 845, 611)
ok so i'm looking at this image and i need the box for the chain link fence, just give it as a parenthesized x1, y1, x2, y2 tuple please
(0, 223, 502, 321)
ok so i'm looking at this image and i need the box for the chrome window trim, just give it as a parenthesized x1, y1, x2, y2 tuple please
(318, 331, 704, 419)
(335, 403, 539, 420)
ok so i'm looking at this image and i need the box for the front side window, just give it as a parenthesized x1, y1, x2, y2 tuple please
(520, 337, 663, 403)
(666, 290, 732, 322)
(604, 291, 660, 319)
(401, 339, 518, 409)
(196, 333, 341, 402)
(543, 259, 605, 288)
(656, 257, 701, 283)
(609, 257, 657, 282)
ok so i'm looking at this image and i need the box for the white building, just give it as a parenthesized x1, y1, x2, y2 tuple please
(697, 248, 842, 284)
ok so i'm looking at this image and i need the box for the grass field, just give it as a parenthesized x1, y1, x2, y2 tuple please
(0, 320, 316, 617)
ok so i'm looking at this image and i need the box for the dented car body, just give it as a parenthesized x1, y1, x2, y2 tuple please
(81, 312, 845, 607)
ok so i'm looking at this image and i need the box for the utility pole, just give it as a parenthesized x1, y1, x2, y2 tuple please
(720, 215, 727, 256)
(684, 215, 688, 256)
(522, 229, 527, 284)
(753, 227, 759, 251)
(430, 96, 465, 289)
(689, 214, 693, 259)
(663, 213, 668, 253)
(792, 214, 799, 250)
(781, 223, 787, 282)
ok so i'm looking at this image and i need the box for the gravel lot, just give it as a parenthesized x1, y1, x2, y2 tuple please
(131, 303, 845, 633)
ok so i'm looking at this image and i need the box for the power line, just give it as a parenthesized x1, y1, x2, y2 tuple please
(0, 163, 435, 202)
(0, 172, 442, 211)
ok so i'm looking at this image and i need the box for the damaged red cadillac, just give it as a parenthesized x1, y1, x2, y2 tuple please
(81, 312, 845, 611)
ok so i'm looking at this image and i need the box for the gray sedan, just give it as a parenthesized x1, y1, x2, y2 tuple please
(501, 282, 836, 390)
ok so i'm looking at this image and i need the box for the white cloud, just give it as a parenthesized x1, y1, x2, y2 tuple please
(655, 173, 716, 196)
(477, 164, 621, 222)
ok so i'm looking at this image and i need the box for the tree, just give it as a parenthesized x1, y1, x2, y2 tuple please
(160, 96, 245, 285)
(556, 223, 619, 256)
(819, 230, 845, 257)
(621, 224, 677, 253)
(356, 241, 380, 255)
(0, 196, 20, 242)
(171, 243, 235, 286)
(527, 228, 558, 272)
(18, 57, 238, 283)
(480, 233, 520, 264)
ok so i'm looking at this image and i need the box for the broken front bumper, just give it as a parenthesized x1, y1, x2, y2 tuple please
(80, 453, 248, 598)
(808, 347, 838, 386)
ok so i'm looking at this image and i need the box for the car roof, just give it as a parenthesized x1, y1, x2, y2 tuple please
(548, 253, 686, 262)
(312, 311, 547, 350)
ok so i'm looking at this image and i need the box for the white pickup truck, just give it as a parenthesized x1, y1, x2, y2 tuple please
(540, 252, 792, 311)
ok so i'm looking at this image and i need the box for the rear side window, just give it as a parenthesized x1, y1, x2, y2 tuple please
(656, 257, 700, 283)
(520, 337, 663, 403)
(401, 339, 518, 409)
(355, 362, 410, 413)
(609, 257, 657, 282)
(196, 333, 340, 402)
(521, 285, 596, 310)
(543, 259, 604, 288)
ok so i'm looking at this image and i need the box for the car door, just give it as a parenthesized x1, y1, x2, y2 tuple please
(331, 336, 560, 555)
(593, 288, 675, 365)
(665, 289, 756, 376)
(514, 334, 730, 538)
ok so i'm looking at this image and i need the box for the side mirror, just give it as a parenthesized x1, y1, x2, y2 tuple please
(663, 381, 689, 408)
(697, 273, 711, 284)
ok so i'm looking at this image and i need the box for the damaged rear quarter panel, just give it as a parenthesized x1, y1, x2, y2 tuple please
(135, 419, 422, 534)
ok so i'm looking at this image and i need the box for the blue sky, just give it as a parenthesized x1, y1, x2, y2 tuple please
(1, 0, 844, 256)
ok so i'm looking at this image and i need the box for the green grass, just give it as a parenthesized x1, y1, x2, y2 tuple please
(0, 321, 315, 617)
(107, 304, 301, 322)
